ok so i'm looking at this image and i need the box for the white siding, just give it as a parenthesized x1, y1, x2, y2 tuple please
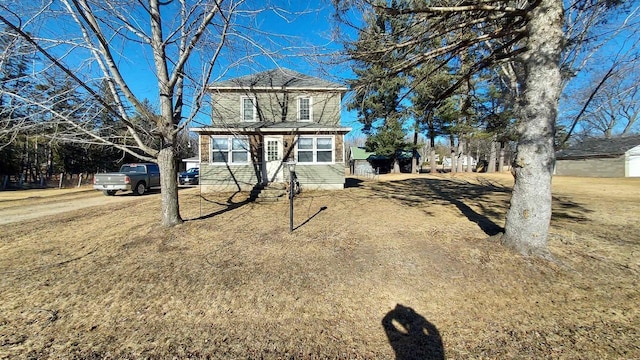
(626, 146, 640, 177)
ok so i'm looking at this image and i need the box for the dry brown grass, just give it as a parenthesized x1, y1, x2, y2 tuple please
(1, 173, 638, 359)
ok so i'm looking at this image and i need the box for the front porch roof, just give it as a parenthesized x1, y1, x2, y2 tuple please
(191, 121, 352, 134)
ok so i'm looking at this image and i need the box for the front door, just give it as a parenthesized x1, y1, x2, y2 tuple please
(263, 136, 283, 183)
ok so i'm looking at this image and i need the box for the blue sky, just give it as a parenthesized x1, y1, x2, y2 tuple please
(105, 1, 363, 136)
(20, 0, 360, 135)
(22, 0, 637, 142)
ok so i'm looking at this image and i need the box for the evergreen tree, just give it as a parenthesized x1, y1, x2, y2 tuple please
(0, 26, 35, 177)
(346, 0, 413, 172)
(411, 65, 456, 173)
(335, 0, 568, 254)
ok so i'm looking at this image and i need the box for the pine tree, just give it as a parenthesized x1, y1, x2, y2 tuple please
(346, 0, 413, 172)
(0, 26, 35, 177)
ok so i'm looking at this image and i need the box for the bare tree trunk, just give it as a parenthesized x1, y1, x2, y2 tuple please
(429, 148, 437, 173)
(429, 136, 437, 173)
(502, 0, 563, 256)
(621, 118, 637, 136)
(465, 141, 473, 172)
(158, 146, 182, 227)
(475, 146, 479, 172)
(456, 139, 464, 173)
(412, 129, 418, 173)
(449, 134, 456, 173)
(498, 141, 506, 172)
(488, 139, 497, 173)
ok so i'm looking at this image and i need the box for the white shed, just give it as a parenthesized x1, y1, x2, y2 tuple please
(627, 144, 640, 177)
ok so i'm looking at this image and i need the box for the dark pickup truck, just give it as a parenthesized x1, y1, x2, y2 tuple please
(93, 163, 160, 196)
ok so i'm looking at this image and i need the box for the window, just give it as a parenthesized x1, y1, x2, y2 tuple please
(297, 96, 312, 121)
(241, 97, 256, 122)
(120, 165, 146, 173)
(297, 136, 333, 163)
(267, 139, 279, 161)
(211, 136, 250, 164)
(146, 164, 160, 174)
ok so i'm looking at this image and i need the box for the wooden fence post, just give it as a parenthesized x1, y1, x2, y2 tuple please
(59, 173, 64, 189)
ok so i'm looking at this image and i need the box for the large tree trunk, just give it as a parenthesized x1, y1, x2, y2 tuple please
(412, 129, 418, 173)
(488, 139, 497, 173)
(429, 136, 437, 173)
(449, 134, 456, 173)
(392, 159, 400, 173)
(450, 152, 456, 173)
(158, 145, 183, 227)
(455, 139, 464, 173)
(465, 141, 473, 173)
(498, 141, 506, 172)
(501, 0, 563, 256)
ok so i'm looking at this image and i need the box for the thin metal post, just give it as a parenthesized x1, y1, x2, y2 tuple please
(289, 172, 294, 232)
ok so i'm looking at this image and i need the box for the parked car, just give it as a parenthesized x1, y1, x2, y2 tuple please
(93, 163, 160, 196)
(179, 168, 199, 185)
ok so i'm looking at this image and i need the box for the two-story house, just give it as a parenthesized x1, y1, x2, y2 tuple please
(192, 68, 351, 191)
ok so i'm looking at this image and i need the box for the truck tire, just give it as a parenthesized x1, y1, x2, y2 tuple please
(133, 181, 146, 195)
(103, 190, 117, 196)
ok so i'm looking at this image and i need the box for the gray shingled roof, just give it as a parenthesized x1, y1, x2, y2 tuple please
(556, 135, 640, 159)
(210, 68, 346, 90)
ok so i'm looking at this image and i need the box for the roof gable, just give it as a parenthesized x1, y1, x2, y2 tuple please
(556, 135, 640, 159)
(210, 68, 346, 91)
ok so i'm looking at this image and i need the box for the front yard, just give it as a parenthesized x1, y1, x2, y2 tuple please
(1, 173, 638, 358)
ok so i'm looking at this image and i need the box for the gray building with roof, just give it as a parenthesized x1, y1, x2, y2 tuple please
(192, 68, 351, 191)
(555, 135, 640, 177)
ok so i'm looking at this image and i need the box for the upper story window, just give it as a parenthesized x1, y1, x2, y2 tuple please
(297, 136, 333, 163)
(297, 96, 312, 121)
(211, 136, 250, 164)
(241, 97, 256, 122)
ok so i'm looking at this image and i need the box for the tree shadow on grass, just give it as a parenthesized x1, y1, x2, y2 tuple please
(345, 177, 365, 188)
(187, 191, 254, 221)
(552, 195, 593, 221)
(366, 177, 593, 235)
(382, 304, 444, 360)
(368, 177, 508, 236)
(425, 179, 505, 235)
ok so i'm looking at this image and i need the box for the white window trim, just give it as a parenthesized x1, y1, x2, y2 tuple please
(240, 96, 257, 122)
(297, 96, 313, 122)
(295, 135, 335, 164)
(210, 135, 251, 165)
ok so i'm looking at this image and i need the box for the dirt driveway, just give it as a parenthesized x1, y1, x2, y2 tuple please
(0, 187, 168, 225)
